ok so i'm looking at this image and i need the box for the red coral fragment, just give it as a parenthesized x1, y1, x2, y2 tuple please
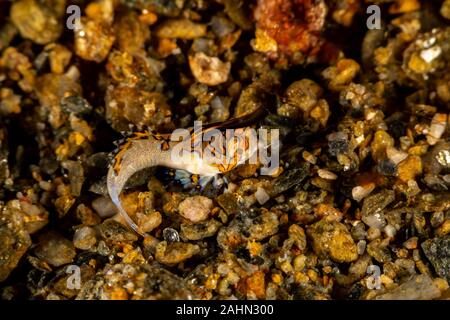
(253, 0, 329, 63)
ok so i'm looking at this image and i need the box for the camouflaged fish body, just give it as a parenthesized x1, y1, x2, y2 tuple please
(107, 132, 173, 233)
(107, 107, 267, 236)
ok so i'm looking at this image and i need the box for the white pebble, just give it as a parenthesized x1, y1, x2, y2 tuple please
(384, 224, 397, 238)
(386, 146, 408, 165)
(73, 226, 97, 250)
(420, 46, 442, 63)
(427, 113, 447, 145)
(92, 196, 117, 218)
(188, 52, 230, 86)
(364, 212, 386, 229)
(179, 196, 213, 222)
(357, 240, 367, 255)
(352, 183, 375, 202)
(317, 169, 337, 180)
(255, 187, 270, 205)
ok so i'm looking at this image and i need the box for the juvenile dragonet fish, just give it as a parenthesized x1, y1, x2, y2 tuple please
(107, 107, 267, 236)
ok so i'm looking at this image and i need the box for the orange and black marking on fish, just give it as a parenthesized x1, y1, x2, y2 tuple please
(154, 132, 172, 151)
(112, 131, 152, 175)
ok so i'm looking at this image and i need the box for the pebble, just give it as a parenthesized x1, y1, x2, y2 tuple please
(357, 240, 367, 255)
(422, 235, 450, 283)
(307, 220, 358, 263)
(436, 148, 450, 168)
(361, 190, 394, 229)
(252, 28, 278, 53)
(327, 132, 349, 156)
(310, 100, 330, 127)
(92, 196, 117, 218)
(386, 146, 409, 165)
(105, 86, 172, 132)
(115, 11, 150, 53)
(163, 228, 180, 243)
(98, 219, 138, 243)
(76, 204, 101, 226)
(352, 183, 376, 202)
(367, 227, 381, 241)
(11, 0, 63, 45)
(61, 95, 93, 116)
(426, 113, 447, 145)
(178, 195, 213, 223)
(351, 221, 367, 240)
(375, 274, 441, 300)
(285, 79, 324, 113)
(313, 204, 343, 222)
(442, 0, 450, 19)
(430, 211, 445, 228)
(15, 199, 48, 234)
(180, 220, 222, 241)
(74, 18, 115, 62)
(35, 72, 81, 129)
(0, 88, 21, 115)
(302, 151, 317, 164)
(383, 224, 397, 238)
(246, 271, 266, 299)
(397, 155, 423, 182)
(377, 159, 397, 176)
(155, 19, 207, 39)
(287, 224, 307, 251)
(155, 241, 201, 265)
(403, 236, 418, 249)
(367, 238, 392, 263)
(34, 231, 76, 267)
(317, 169, 337, 180)
(73, 226, 97, 250)
(0, 202, 32, 281)
(77, 263, 196, 299)
(137, 211, 162, 233)
(211, 16, 235, 37)
(322, 59, 360, 91)
(189, 52, 231, 86)
(47, 44, 72, 74)
(217, 210, 279, 251)
(371, 130, 395, 162)
(255, 187, 271, 205)
(406, 180, 421, 197)
(85, 0, 114, 23)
